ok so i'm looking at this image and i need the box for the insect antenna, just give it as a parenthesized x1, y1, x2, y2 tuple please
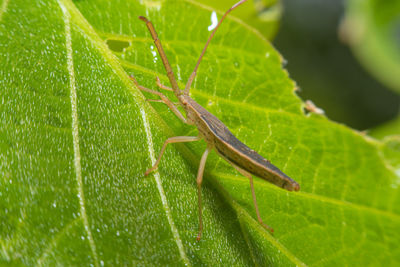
(183, 0, 247, 95)
(139, 16, 182, 96)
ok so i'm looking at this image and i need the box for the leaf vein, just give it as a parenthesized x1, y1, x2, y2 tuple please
(36, 218, 81, 265)
(102, 33, 265, 57)
(214, 172, 400, 220)
(139, 108, 191, 266)
(120, 59, 302, 116)
(233, 198, 307, 266)
(58, 1, 99, 266)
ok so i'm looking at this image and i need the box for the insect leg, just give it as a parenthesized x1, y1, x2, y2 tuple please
(146, 99, 179, 105)
(130, 76, 187, 123)
(196, 146, 212, 241)
(145, 136, 201, 176)
(155, 76, 173, 92)
(231, 164, 274, 233)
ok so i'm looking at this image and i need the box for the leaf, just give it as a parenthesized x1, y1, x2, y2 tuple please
(340, 0, 400, 92)
(1, 0, 399, 266)
(370, 116, 400, 139)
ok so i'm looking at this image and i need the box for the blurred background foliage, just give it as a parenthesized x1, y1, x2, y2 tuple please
(199, 0, 400, 133)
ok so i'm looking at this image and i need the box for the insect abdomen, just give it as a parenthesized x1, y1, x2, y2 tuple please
(214, 138, 299, 191)
(187, 98, 299, 191)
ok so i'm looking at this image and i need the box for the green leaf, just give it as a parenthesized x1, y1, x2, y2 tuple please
(1, 0, 399, 266)
(341, 0, 400, 92)
(370, 115, 400, 139)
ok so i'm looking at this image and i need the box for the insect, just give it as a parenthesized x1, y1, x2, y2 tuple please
(130, 0, 300, 240)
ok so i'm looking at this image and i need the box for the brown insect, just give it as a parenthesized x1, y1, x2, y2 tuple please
(130, 0, 300, 240)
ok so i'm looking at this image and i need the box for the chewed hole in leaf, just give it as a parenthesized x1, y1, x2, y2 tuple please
(106, 39, 130, 53)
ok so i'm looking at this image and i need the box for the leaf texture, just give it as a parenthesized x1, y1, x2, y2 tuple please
(0, 0, 399, 266)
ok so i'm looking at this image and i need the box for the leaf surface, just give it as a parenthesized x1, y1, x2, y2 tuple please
(1, 0, 399, 266)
